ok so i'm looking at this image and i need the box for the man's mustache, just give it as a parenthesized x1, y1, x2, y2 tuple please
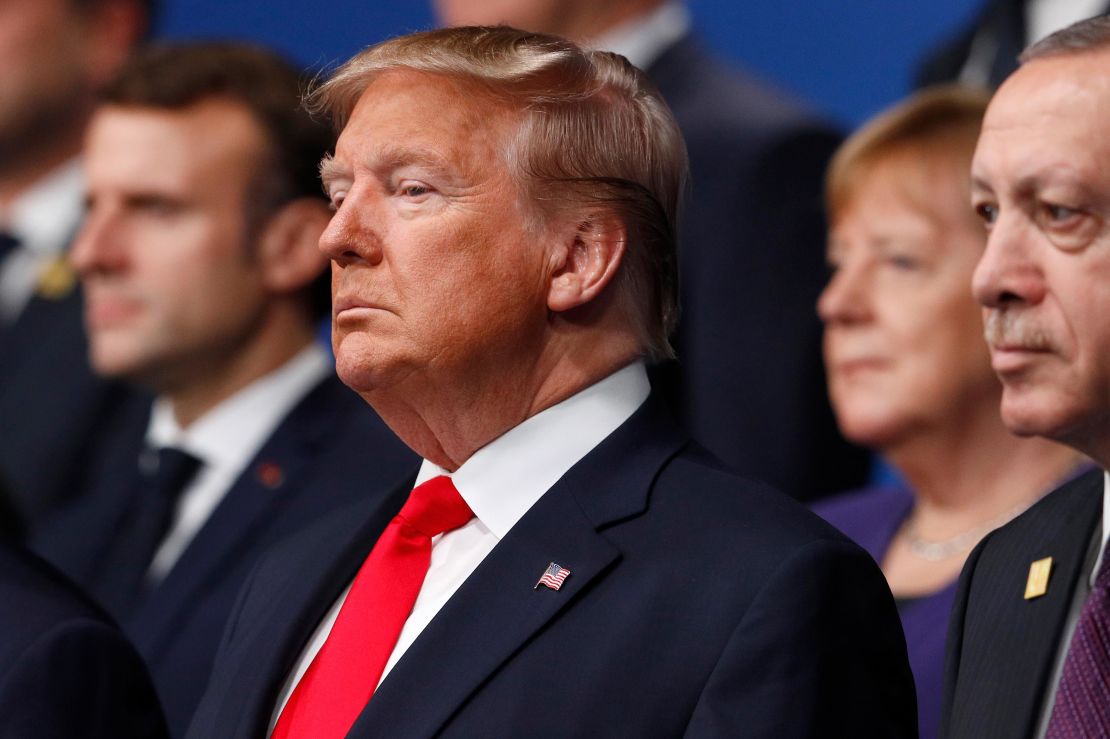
(983, 310, 1056, 351)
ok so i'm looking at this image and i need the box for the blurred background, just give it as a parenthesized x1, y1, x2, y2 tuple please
(156, 1, 982, 127)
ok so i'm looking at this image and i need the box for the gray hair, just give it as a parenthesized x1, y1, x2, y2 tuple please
(307, 25, 687, 361)
(1020, 14, 1110, 63)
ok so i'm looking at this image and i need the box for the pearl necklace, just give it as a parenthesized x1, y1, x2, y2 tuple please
(903, 499, 1037, 561)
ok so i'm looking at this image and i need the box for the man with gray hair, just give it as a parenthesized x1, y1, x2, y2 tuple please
(189, 26, 915, 738)
(942, 14, 1110, 739)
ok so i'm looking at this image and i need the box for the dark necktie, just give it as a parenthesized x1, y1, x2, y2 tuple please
(0, 231, 19, 262)
(1045, 553, 1110, 737)
(272, 475, 474, 739)
(95, 446, 202, 616)
(0, 232, 19, 329)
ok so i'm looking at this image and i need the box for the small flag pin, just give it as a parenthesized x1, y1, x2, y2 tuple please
(535, 562, 570, 591)
(1025, 556, 1053, 600)
(257, 461, 284, 489)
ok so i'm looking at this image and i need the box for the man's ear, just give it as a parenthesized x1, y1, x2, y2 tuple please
(547, 212, 627, 313)
(256, 198, 332, 295)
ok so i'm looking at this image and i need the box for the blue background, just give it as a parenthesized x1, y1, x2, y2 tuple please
(155, 1, 984, 128)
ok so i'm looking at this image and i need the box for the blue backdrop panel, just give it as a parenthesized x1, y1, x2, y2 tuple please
(157, 1, 983, 128)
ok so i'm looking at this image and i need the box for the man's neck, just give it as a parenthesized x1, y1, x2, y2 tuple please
(364, 341, 641, 472)
(163, 317, 318, 429)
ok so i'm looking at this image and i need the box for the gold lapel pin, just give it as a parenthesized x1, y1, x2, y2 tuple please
(36, 257, 76, 300)
(1024, 556, 1053, 600)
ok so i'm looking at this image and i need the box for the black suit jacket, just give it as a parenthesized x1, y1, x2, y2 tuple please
(942, 468, 1104, 738)
(0, 541, 167, 737)
(188, 394, 916, 738)
(645, 35, 869, 500)
(0, 284, 128, 523)
(31, 374, 417, 737)
(916, 0, 1110, 90)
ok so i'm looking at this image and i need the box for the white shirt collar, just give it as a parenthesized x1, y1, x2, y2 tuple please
(588, 2, 691, 71)
(4, 159, 84, 258)
(1096, 470, 1110, 586)
(414, 362, 650, 539)
(145, 343, 332, 470)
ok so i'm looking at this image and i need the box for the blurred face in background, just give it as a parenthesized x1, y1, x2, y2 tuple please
(818, 151, 998, 450)
(71, 101, 272, 393)
(0, 0, 139, 176)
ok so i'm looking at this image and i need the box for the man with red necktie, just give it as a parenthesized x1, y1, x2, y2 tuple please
(189, 25, 916, 739)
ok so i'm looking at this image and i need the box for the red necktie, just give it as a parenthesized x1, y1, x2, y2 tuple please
(272, 475, 474, 738)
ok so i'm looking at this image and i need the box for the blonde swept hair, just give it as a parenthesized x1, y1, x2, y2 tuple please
(306, 25, 687, 361)
(826, 85, 990, 223)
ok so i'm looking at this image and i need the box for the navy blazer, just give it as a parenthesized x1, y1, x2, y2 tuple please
(0, 284, 128, 523)
(31, 374, 417, 737)
(189, 394, 916, 738)
(942, 468, 1104, 738)
(0, 542, 167, 737)
(645, 35, 869, 500)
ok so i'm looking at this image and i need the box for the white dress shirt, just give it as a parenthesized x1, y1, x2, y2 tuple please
(588, 1, 690, 71)
(144, 344, 332, 579)
(0, 159, 84, 321)
(1034, 470, 1110, 738)
(269, 362, 651, 734)
(1027, 0, 1107, 46)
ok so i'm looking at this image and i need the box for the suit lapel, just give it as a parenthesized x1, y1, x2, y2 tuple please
(216, 479, 413, 739)
(128, 378, 349, 653)
(962, 470, 1103, 735)
(349, 395, 687, 738)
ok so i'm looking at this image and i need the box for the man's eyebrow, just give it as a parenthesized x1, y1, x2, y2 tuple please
(970, 174, 994, 193)
(319, 155, 348, 189)
(374, 144, 455, 177)
(319, 146, 457, 192)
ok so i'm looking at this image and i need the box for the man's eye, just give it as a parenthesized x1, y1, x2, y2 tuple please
(1044, 203, 1079, 223)
(400, 184, 430, 197)
(974, 202, 998, 227)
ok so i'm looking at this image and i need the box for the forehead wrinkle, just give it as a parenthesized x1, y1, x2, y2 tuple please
(371, 143, 456, 178)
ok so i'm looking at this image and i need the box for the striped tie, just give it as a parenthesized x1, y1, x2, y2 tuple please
(1045, 555, 1110, 738)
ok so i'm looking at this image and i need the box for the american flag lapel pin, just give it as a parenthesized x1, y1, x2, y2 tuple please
(535, 562, 571, 591)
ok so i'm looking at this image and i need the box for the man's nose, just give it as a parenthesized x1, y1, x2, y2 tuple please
(69, 208, 127, 276)
(971, 214, 1047, 309)
(318, 199, 383, 268)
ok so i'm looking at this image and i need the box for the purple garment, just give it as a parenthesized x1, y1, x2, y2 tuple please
(813, 486, 955, 739)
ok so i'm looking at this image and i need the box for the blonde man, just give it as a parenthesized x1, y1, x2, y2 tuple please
(190, 27, 915, 739)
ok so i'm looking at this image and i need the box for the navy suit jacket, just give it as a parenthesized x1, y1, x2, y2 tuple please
(916, 0, 1110, 90)
(31, 374, 417, 737)
(645, 35, 869, 500)
(942, 468, 1104, 738)
(189, 394, 916, 738)
(0, 284, 128, 523)
(0, 542, 167, 738)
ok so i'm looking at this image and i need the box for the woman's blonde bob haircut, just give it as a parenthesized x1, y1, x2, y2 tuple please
(307, 25, 688, 361)
(826, 85, 991, 222)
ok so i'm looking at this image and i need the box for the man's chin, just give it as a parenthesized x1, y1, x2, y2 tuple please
(999, 393, 1078, 444)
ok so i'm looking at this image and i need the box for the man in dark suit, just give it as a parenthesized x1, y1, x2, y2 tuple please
(943, 16, 1110, 738)
(0, 0, 152, 523)
(189, 26, 915, 738)
(30, 43, 416, 737)
(916, 0, 1110, 90)
(0, 541, 167, 737)
(432, 0, 868, 500)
